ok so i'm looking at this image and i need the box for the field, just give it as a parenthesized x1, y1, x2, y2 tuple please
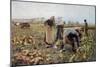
(11, 22, 96, 66)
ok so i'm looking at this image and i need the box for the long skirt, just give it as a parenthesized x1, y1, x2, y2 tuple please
(45, 26, 55, 45)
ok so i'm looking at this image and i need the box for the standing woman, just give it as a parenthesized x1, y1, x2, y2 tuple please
(55, 17, 64, 41)
(55, 17, 64, 50)
(44, 16, 55, 48)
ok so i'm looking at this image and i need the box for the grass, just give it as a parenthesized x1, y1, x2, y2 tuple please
(11, 23, 96, 66)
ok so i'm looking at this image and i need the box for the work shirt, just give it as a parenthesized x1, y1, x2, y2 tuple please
(55, 17, 64, 25)
(63, 28, 78, 37)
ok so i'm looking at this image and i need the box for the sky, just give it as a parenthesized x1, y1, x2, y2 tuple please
(12, 1, 95, 24)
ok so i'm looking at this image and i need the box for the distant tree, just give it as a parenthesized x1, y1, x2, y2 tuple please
(41, 17, 45, 22)
(76, 21, 80, 26)
(67, 21, 73, 26)
(63, 21, 66, 24)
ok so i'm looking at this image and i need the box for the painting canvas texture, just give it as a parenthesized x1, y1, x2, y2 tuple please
(11, 1, 96, 66)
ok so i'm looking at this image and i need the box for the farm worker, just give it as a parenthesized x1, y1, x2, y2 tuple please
(55, 17, 64, 41)
(44, 16, 55, 48)
(55, 17, 64, 50)
(84, 19, 88, 36)
(63, 28, 80, 52)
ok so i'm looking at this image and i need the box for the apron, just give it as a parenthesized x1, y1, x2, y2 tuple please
(45, 25, 55, 45)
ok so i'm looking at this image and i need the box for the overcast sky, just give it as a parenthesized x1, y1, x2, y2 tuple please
(12, 1, 95, 24)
